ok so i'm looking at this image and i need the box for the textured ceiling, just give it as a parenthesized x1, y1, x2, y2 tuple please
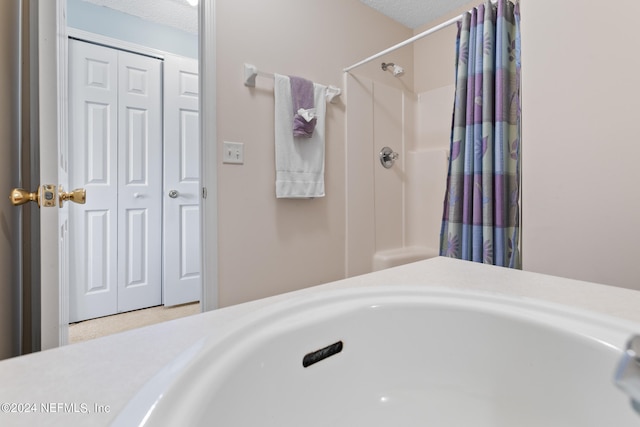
(360, 0, 472, 29)
(81, 0, 198, 34)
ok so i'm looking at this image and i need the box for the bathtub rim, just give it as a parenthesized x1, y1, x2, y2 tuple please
(112, 284, 640, 427)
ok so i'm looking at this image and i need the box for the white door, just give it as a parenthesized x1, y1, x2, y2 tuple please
(116, 47, 163, 313)
(68, 39, 162, 322)
(68, 40, 118, 322)
(163, 54, 202, 306)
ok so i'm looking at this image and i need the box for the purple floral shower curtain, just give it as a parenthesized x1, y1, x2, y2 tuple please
(440, 0, 521, 268)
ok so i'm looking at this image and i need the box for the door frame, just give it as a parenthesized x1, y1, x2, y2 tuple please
(37, 0, 217, 349)
(199, 0, 218, 312)
(34, 0, 67, 350)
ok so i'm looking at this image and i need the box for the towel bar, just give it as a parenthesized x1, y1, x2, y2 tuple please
(243, 63, 341, 103)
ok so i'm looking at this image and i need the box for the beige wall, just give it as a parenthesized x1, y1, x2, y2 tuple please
(520, 0, 640, 290)
(413, 0, 640, 291)
(217, 0, 640, 308)
(216, 0, 413, 306)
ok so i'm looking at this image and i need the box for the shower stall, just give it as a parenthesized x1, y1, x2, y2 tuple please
(342, 5, 479, 277)
(345, 72, 450, 276)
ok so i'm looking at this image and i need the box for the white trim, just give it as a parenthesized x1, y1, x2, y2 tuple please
(57, 0, 70, 346)
(37, 0, 65, 350)
(67, 28, 166, 60)
(200, 0, 218, 311)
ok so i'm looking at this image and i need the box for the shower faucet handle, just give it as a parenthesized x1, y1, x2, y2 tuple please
(379, 146, 399, 169)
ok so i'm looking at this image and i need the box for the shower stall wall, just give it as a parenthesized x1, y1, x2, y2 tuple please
(346, 74, 447, 276)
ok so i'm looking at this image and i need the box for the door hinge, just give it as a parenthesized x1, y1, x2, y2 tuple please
(202, 187, 207, 199)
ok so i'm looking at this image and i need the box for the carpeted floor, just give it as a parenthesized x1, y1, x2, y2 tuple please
(69, 302, 200, 343)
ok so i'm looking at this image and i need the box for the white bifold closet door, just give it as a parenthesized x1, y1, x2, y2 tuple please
(69, 39, 162, 323)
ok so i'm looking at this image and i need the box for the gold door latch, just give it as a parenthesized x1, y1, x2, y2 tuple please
(9, 185, 86, 208)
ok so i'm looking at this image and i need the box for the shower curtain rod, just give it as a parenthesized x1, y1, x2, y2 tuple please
(343, 14, 462, 72)
(343, 0, 503, 73)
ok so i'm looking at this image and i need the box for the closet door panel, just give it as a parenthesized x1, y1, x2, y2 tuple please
(68, 39, 119, 323)
(117, 50, 162, 312)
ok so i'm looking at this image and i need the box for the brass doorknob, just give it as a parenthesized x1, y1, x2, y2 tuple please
(10, 186, 86, 207)
(9, 188, 40, 206)
(59, 187, 86, 207)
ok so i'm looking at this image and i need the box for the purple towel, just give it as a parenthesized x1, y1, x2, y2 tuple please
(289, 76, 317, 138)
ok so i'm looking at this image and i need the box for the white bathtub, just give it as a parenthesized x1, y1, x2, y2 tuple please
(114, 285, 640, 426)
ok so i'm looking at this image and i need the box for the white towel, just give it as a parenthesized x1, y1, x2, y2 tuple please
(274, 73, 327, 198)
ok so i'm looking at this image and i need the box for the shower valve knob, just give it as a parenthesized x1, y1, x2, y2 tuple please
(379, 147, 399, 169)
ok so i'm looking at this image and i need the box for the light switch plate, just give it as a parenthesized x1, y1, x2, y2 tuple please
(223, 141, 244, 164)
